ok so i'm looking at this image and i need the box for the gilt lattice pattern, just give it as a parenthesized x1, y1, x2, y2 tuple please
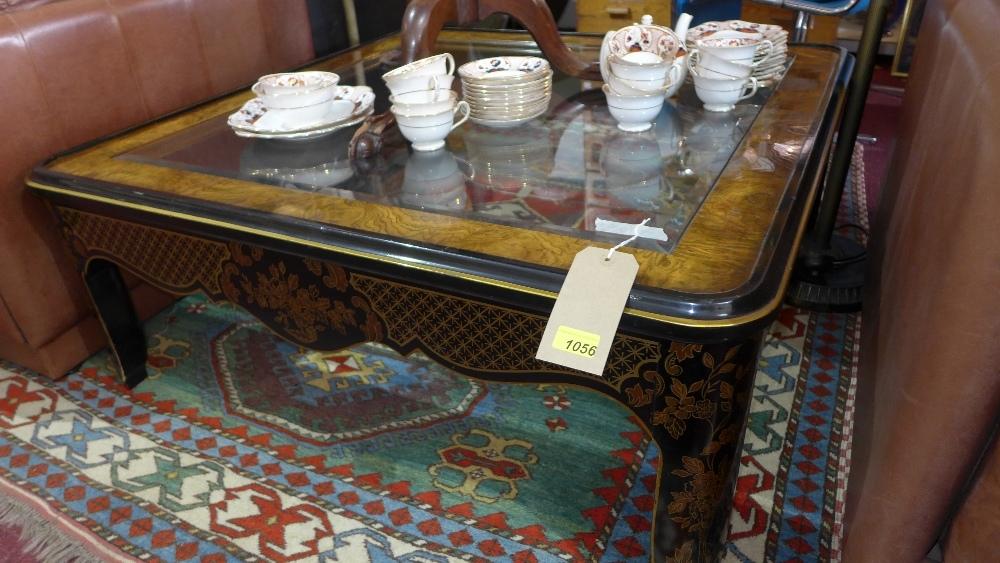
(58, 208, 229, 294)
(350, 275, 660, 389)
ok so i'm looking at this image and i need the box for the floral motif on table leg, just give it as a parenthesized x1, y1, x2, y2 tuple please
(626, 339, 759, 562)
(218, 243, 384, 349)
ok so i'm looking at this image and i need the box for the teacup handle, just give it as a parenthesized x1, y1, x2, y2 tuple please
(738, 77, 759, 101)
(666, 59, 683, 89)
(450, 101, 470, 131)
(686, 49, 700, 75)
(444, 53, 456, 76)
(751, 40, 773, 68)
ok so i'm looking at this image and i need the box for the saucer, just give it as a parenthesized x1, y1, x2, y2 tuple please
(231, 108, 373, 140)
(458, 56, 550, 82)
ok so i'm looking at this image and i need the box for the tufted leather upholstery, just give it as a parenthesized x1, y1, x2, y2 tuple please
(0, 0, 313, 376)
(843, 0, 1000, 560)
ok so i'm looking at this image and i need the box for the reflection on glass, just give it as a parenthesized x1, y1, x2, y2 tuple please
(400, 149, 469, 211)
(123, 37, 779, 254)
(238, 128, 357, 192)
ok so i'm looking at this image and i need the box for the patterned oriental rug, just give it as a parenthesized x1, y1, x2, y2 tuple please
(0, 153, 867, 562)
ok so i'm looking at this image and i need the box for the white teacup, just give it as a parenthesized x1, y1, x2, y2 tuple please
(695, 37, 773, 68)
(384, 73, 454, 97)
(382, 53, 455, 80)
(251, 79, 338, 109)
(392, 101, 470, 152)
(602, 84, 665, 132)
(608, 53, 672, 82)
(688, 50, 753, 80)
(608, 63, 682, 96)
(389, 89, 457, 115)
(693, 75, 759, 112)
(255, 71, 339, 95)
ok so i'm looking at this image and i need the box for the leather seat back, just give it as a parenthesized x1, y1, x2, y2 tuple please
(844, 0, 1000, 560)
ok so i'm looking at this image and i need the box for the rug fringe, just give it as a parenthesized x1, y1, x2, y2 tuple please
(0, 494, 105, 563)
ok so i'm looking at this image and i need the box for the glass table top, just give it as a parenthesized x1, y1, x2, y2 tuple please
(123, 35, 777, 255)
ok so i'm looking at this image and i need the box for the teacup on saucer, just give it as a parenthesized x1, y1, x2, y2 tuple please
(693, 75, 758, 112)
(392, 101, 471, 152)
(602, 84, 665, 132)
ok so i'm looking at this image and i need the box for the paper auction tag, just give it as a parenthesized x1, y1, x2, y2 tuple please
(535, 247, 639, 376)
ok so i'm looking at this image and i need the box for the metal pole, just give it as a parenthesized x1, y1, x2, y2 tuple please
(342, 0, 361, 47)
(793, 11, 812, 42)
(803, 0, 892, 266)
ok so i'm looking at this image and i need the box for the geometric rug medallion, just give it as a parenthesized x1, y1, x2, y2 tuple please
(214, 323, 485, 444)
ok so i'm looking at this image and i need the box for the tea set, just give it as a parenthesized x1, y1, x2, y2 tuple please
(227, 13, 789, 149)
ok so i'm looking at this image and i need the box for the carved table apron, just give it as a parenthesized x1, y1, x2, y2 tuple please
(53, 202, 766, 562)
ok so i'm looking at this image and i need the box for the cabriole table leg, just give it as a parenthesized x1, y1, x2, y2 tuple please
(84, 258, 148, 388)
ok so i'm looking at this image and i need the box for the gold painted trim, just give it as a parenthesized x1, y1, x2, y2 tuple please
(31, 179, 799, 328)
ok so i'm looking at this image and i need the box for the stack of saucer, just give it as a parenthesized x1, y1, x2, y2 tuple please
(458, 56, 552, 127)
(687, 20, 788, 84)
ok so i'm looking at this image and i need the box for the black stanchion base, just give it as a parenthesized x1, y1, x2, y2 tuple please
(787, 235, 865, 312)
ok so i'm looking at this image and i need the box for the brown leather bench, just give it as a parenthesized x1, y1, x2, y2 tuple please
(0, 0, 314, 377)
(844, 0, 1000, 559)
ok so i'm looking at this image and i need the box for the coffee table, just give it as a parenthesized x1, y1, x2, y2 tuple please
(29, 30, 847, 561)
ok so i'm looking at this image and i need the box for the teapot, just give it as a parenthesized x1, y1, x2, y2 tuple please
(600, 13, 693, 98)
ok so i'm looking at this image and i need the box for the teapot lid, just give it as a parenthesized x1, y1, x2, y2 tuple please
(638, 13, 691, 43)
(633, 14, 680, 39)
